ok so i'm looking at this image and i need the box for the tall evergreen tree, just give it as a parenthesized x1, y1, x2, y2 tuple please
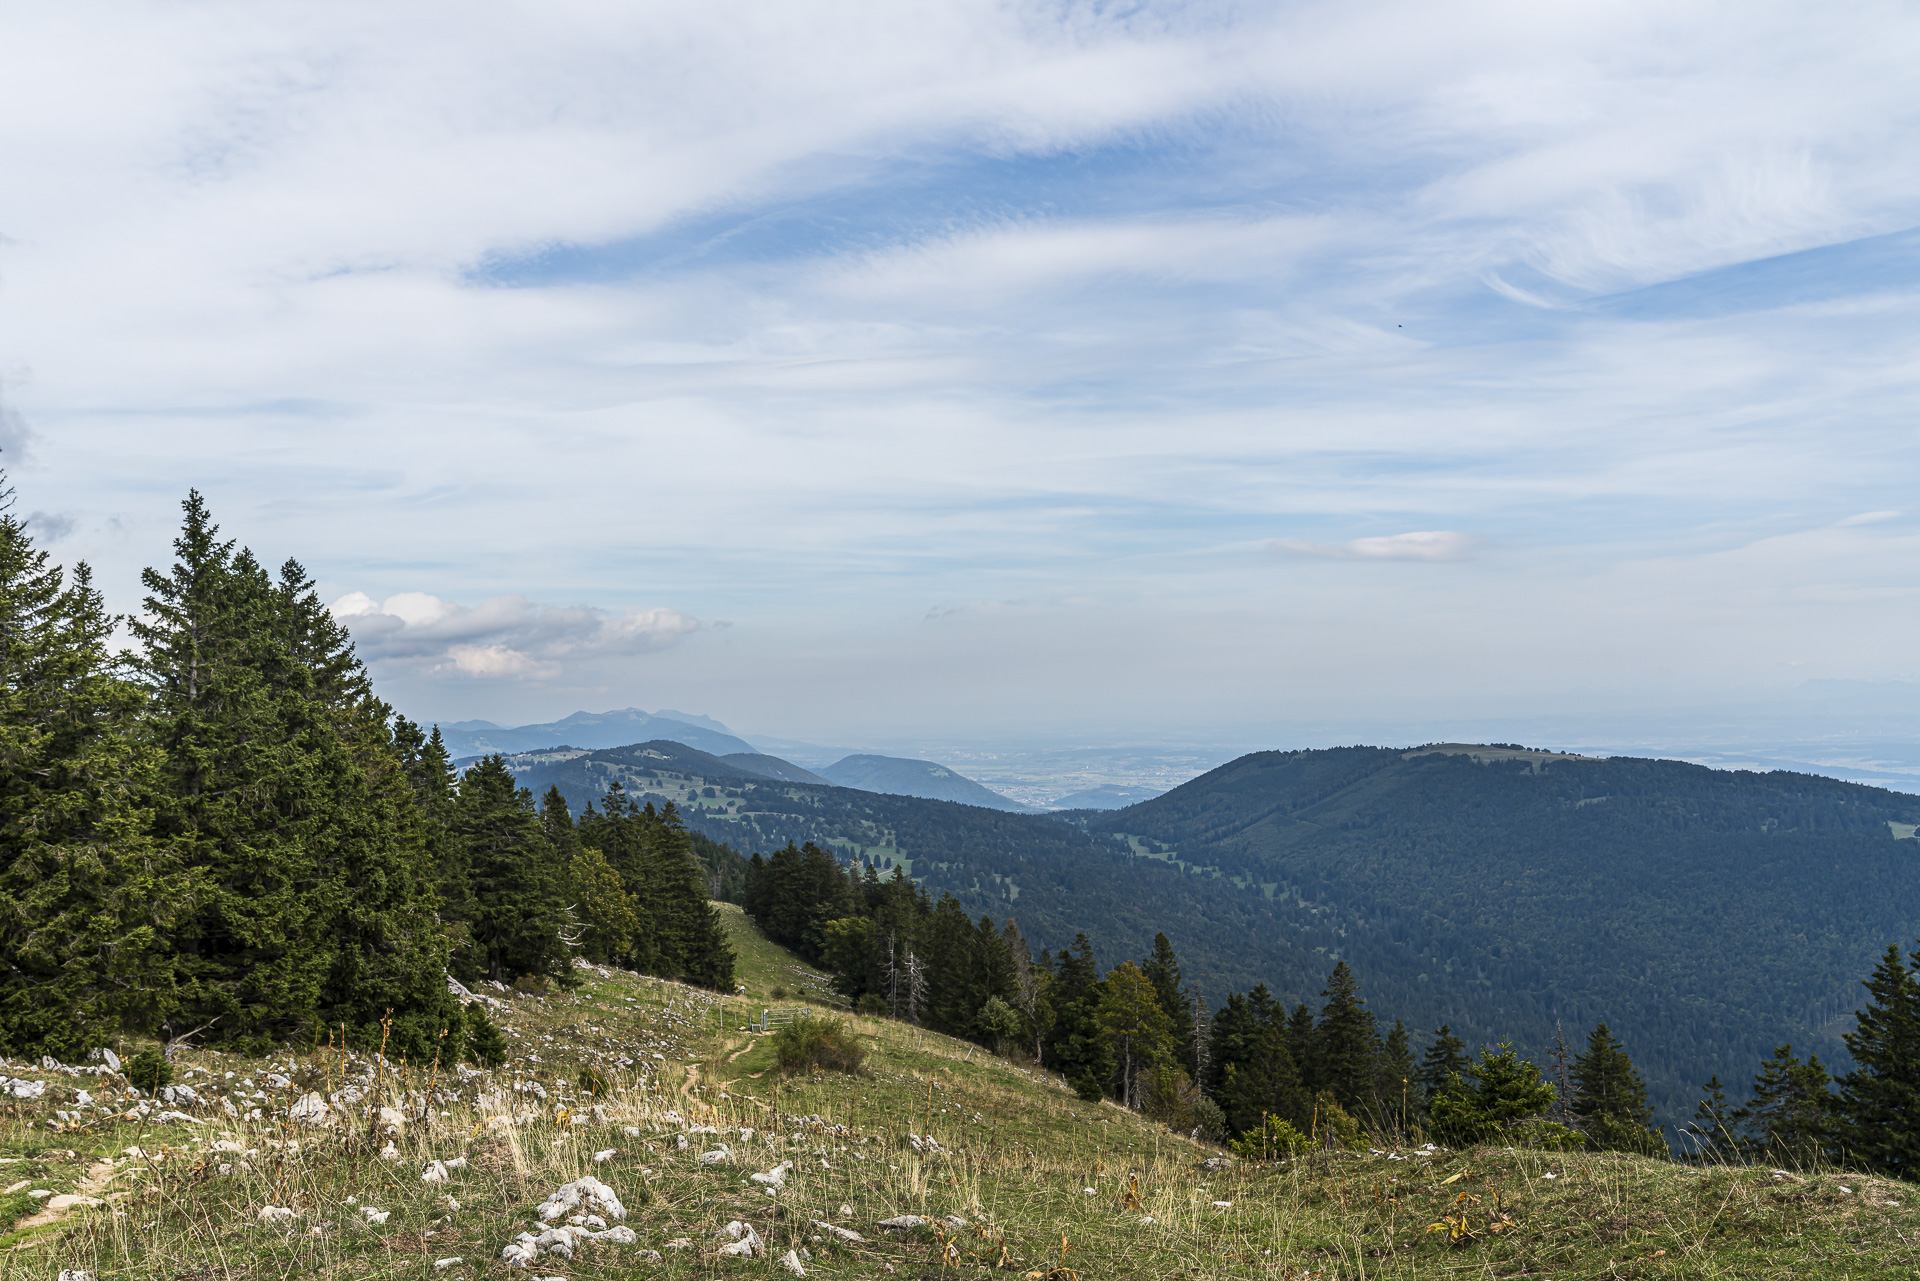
(1571, 1023, 1664, 1155)
(0, 488, 197, 1053)
(1098, 961, 1173, 1110)
(1835, 942, 1920, 1177)
(1733, 1044, 1834, 1166)
(1376, 1018, 1418, 1131)
(1419, 1025, 1470, 1101)
(1141, 933, 1193, 1074)
(1683, 1075, 1739, 1163)
(1315, 962, 1378, 1115)
(452, 756, 571, 986)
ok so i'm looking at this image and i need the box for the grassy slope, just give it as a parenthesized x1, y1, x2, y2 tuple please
(0, 911, 1913, 1279)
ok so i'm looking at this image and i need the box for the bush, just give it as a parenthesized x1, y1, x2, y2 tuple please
(855, 993, 886, 1017)
(1230, 1114, 1310, 1160)
(465, 1006, 509, 1067)
(127, 1049, 171, 1093)
(771, 1015, 865, 1075)
(577, 1065, 609, 1095)
(1191, 1097, 1228, 1143)
(1073, 1070, 1106, 1102)
(770, 985, 788, 1000)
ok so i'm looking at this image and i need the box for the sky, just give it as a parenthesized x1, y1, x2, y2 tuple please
(3, 1, 1919, 753)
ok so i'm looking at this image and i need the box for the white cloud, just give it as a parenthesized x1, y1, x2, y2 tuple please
(332, 591, 698, 680)
(1270, 531, 1477, 562)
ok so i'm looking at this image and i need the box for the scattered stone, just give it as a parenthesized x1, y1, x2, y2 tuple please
(27, 1190, 52, 1200)
(877, 1215, 926, 1231)
(158, 1084, 197, 1105)
(6, 1079, 45, 1100)
(674, 1134, 689, 1150)
(697, 1146, 732, 1165)
(1200, 1157, 1232, 1172)
(288, 1093, 332, 1124)
(362, 1207, 391, 1224)
(750, 1161, 793, 1187)
(814, 1221, 866, 1243)
(432, 1260, 462, 1271)
(534, 1175, 627, 1223)
(779, 1248, 807, 1275)
(379, 1142, 402, 1161)
(1211, 1200, 1232, 1209)
(943, 1215, 967, 1228)
(592, 1149, 617, 1163)
(664, 1237, 692, 1250)
(257, 1206, 299, 1225)
(58, 1271, 95, 1281)
(636, 1248, 663, 1261)
(422, 1161, 452, 1183)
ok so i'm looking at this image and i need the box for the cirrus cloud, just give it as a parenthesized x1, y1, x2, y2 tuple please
(332, 590, 698, 680)
(1269, 531, 1477, 562)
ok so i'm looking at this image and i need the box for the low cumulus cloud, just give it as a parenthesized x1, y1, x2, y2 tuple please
(332, 591, 698, 680)
(1270, 531, 1476, 562)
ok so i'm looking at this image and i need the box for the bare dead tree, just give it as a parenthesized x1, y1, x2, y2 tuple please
(905, 950, 927, 1026)
(1189, 990, 1211, 1091)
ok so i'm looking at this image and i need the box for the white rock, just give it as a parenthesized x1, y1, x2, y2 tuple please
(877, 1215, 926, 1231)
(378, 1106, 406, 1129)
(7, 1079, 45, 1100)
(153, 1110, 202, 1125)
(379, 1141, 402, 1161)
(58, 1271, 95, 1281)
(779, 1248, 807, 1275)
(837, 1204, 853, 1217)
(589, 1224, 638, 1244)
(716, 1240, 757, 1258)
(421, 1161, 451, 1183)
(592, 1149, 617, 1163)
(361, 1206, 391, 1224)
(1211, 1200, 1232, 1209)
(27, 1190, 52, 1199)
(534, 1175, 627, 1223)
(697, 1146, 731, 1165)
(432, 1260, 463, 1271)
(674, 1134, 689, 1150)
(98, 1049, 120, 1072)
(288, 1092, 332, 1124)
(444, 1156, 469, 1170)
(258, 1205, 299, 1224)
(159, 1084, 197, 1105)
(267, 1074, 291, 1089)
(814, 1221, 867, 1243)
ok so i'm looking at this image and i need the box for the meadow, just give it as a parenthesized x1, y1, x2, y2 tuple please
(0, 907, 1914, 1280)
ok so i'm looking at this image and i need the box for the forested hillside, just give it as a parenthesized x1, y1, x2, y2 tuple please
(492, 739, 1920, 1126)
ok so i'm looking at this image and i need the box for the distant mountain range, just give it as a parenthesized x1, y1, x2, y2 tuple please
(1052, 783, 1167, 810)
(437, 708, 756, 759)
(438, 708, 1033, 810)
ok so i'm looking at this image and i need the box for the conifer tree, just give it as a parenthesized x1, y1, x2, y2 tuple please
(1377, 1018, 1418, 1131)
(1835, 942, 1920, 1177)
(1098, 961, 1174, 1110)
(1047, 934, 1113, 1100)
(1684, 1075, 1739, 1163)
(1419, 1025, 1470, 1101)
(1570, 1023, 1664, 1155)
(1428, 1040, 1558, 1145)
(1315, 962, 1379, 1115)
(1733, 1044, 1834, 1166)
(452, 756, 571, 985)
(0, 487, 196, 1053)
(1142, 933, 1193, 1074)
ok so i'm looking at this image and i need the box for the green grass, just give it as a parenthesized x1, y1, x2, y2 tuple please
(0, 910, 1914, 1278)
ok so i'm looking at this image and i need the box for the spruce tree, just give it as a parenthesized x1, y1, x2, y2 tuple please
(1684, 1075, 1739, 1163)
(452, 756, 571, 986)
(1376, 1019, 1418, 1132)
(1142, 933, 1193, 1074)
(1835, 942, 1920, 1177)
(1419, 1025, 1470, 1101)
(0, 488, 196, 1054)
(1733, 1044, 1834, 1166)
(1570, 1023, 1664, 1155)
(1098, 961, 1173, 1111)
(1315, 962, 1378, 1116)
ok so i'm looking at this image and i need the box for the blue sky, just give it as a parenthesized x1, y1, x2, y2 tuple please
(2, 0, 1919, 748)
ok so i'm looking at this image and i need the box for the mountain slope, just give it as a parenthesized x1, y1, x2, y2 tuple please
(1082, 744, 1920, 1121)
(721, 752, 831, 784)
(818, 753, 1032, 811)
(483, 737, 1920, 1126)
(438, 707, 755, 758)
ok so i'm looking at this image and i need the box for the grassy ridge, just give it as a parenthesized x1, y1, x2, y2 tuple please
(0, 910, 1913, 1279)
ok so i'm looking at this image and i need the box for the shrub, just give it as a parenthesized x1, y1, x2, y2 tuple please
(772, 1015, 865, 1075)
(855, 993, 886, 1017)
(127, 1049, 171, 1094)
(770, 985, 788, 1000)
(1230, 1114, 1310, 1160)
(465, 1006, 509, 1067)
(578, 1065, 609, 1095)
(1191, 1097, 1228, 1143)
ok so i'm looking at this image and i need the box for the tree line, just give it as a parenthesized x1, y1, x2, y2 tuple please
(746, 838, 1920, 1178)
(0, 489, 734, 1066)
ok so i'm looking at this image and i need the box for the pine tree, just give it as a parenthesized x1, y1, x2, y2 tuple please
(1419, 1025, 1470, 1101)
(1733, 1044, 1834, 1166)
(1315, 962, 1378, 1116)
(0, 486, 197, 1053)
(452, 756, 571, 985)
(1570, 1023, 1664, 1155)
(1428, 1040, 1558, 1145)
(1377, 1018, 1418, 1134)
(133, 493, 457, 1056)
(1835, 942, 1920, 1177)
(1141, 933, 1193, 1074)
(1098, 961, 1173, 1110)
(1683, 1075, 1739, 1163)
(1047, 934, 1113, 1100)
